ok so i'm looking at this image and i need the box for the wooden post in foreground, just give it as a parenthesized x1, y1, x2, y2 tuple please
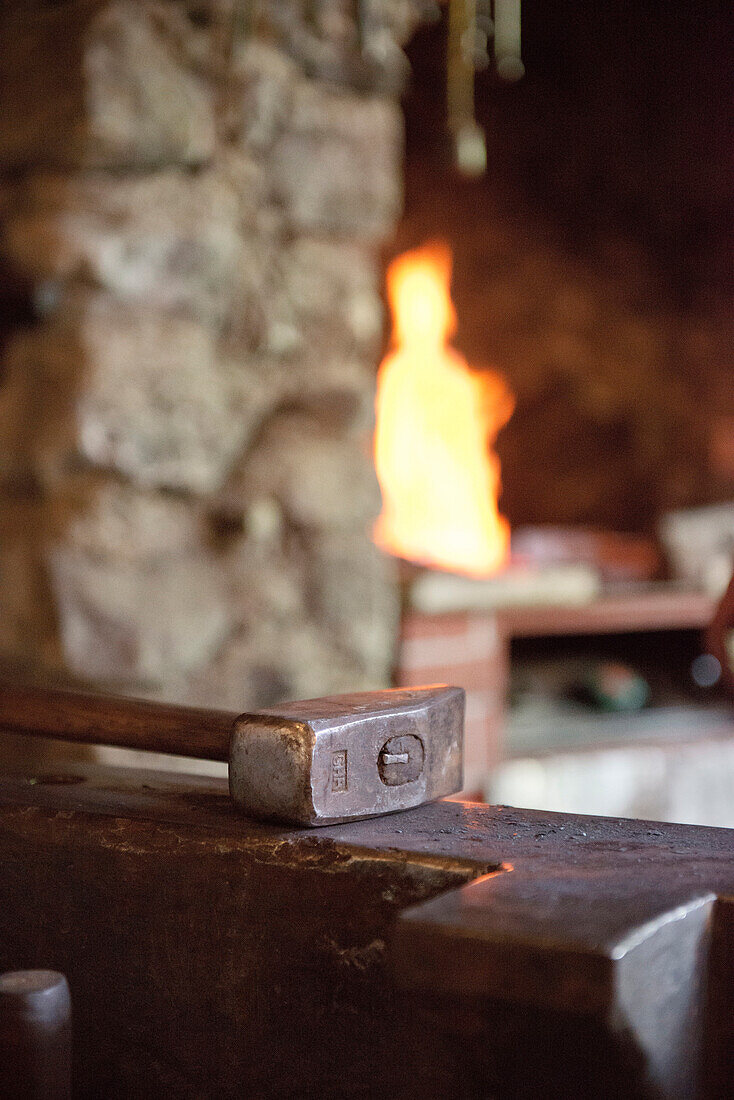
(0, 970, 72, 1100)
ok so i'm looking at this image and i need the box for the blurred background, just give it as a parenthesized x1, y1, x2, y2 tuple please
(0, 0, 732, 823)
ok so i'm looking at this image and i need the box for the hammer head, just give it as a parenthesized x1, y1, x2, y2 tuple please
(229, 685, 464, 826)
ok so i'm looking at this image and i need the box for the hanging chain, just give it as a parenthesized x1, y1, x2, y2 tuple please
(448, 0, 523, 176)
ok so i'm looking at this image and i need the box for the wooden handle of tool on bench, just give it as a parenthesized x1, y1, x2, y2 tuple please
(0, 683, 236, 761)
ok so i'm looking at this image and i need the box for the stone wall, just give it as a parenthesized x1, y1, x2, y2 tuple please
(0, 0, 424, 708)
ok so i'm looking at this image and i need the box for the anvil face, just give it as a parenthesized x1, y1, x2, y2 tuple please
(229, 686, 464, 826)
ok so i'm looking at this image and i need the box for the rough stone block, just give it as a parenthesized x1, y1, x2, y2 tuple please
(226, 41, 301, 152)
(271, 82, 403, 238)
(232, 412, 382, 529)
(0, 479, 230, 685)
(0, 321, 84, 491)
(171, 616, 380, 714)
(230, 0, 420, 91)
(2, 297, 260, 493)
(0, 1, 216, 171)
(223, 536, 307, 628)
(49, 548, 231, 685)
(48, 477, 209, 564)
(0, 500, 59, 668)
(283, 237, 384, 354)
(2, 159, 264, 325)
(284, 355, 378, 433)
(307, 531, 399, 671)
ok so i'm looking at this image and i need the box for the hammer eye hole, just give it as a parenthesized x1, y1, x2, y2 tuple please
(378, 735, 425, 786)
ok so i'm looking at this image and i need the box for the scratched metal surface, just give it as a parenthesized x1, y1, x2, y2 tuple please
(0, 763, 732, 1097)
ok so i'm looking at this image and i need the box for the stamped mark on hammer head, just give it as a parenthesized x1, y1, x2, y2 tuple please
(331, 750, 348, 792)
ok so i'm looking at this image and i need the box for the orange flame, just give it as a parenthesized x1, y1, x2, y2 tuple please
(373, 243, 514, 577)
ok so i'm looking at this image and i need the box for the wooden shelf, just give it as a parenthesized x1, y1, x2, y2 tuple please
(497, 585, 716, 638)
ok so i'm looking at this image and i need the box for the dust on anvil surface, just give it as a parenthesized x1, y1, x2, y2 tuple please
(0, 763, 732, 935)
(0, 762, 493, 884)
(340, 797, 734, 959)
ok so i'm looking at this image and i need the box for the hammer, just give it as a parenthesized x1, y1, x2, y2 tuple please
(0, 683, 464, 826)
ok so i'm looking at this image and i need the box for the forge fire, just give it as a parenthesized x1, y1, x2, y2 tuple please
(373, 243, 515, 577)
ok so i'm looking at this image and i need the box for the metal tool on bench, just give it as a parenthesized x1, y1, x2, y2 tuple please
(0, 683, 464, 826)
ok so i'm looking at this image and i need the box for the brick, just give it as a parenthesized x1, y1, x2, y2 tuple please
(396, 657, 502, 693)
(399, 614, 500, 670)
(400, 611, 470, 641)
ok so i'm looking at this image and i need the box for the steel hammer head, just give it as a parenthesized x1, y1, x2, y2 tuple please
(230, 685, 464, 826)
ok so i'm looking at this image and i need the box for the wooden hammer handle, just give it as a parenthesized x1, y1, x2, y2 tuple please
(0, 683, 237, 762)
